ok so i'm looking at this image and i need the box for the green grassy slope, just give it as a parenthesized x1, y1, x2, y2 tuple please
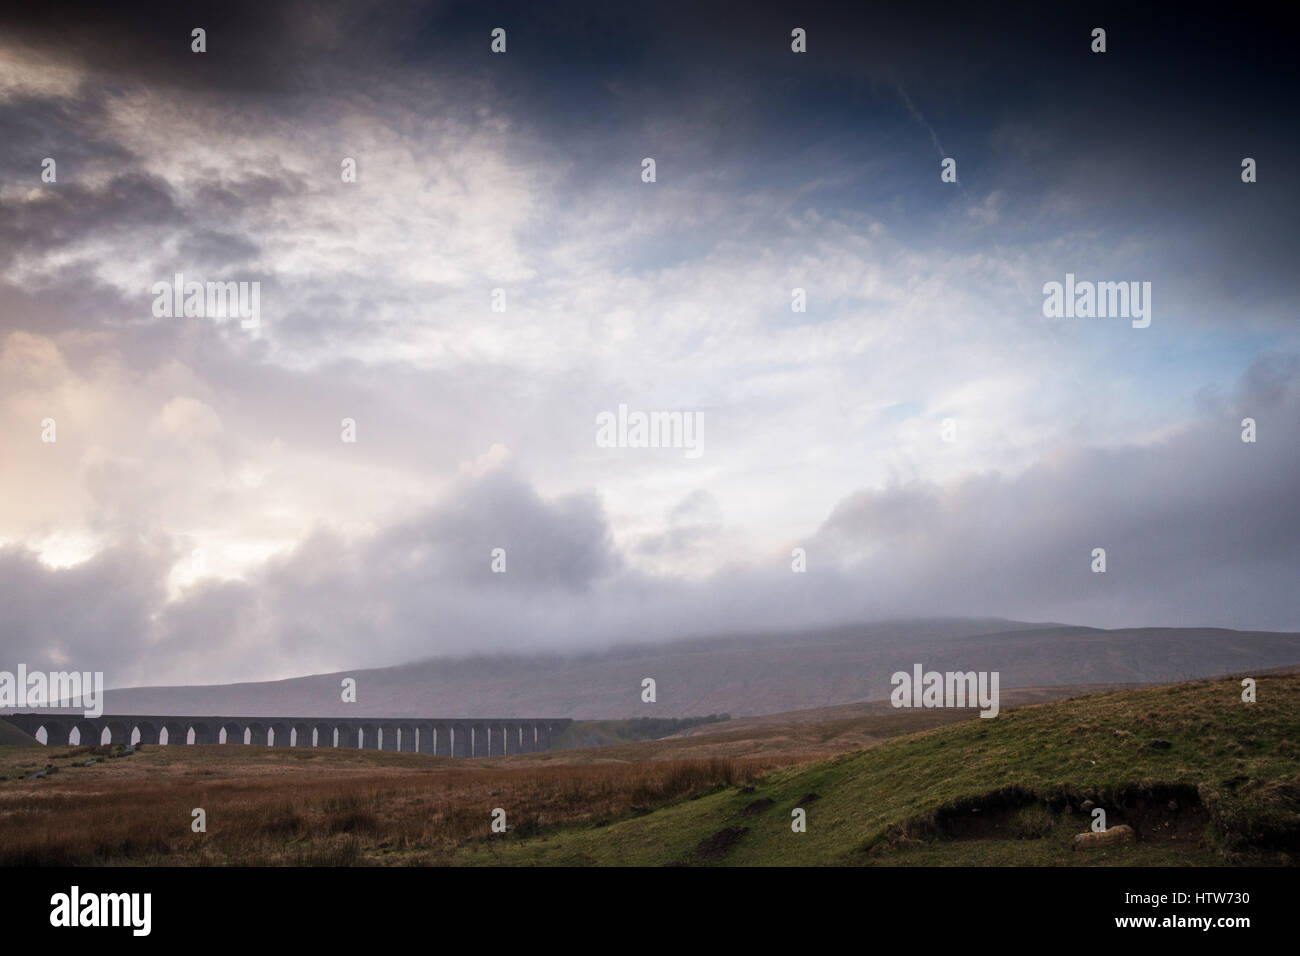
(460, 674, 1299, 866)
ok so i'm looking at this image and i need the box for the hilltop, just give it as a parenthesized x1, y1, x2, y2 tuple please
(30, 618, 1300, 720)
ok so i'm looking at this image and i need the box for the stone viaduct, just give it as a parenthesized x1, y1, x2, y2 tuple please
(2, 714, 572, 757)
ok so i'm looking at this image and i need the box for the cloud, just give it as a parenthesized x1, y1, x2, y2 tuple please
(0, 355, 1293, 688)
(814, 356, 1300, 628)
(0, 1, 1296, 687)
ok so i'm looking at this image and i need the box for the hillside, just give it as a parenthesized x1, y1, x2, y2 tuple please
(22, 619, 1300, 720)
(0, 720, 36, 747)
(462, 672, 1300, 866)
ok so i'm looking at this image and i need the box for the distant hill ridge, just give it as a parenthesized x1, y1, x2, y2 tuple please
(8, 619, 1299, 720)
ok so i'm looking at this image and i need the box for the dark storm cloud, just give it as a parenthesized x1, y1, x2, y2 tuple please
(191, 172, 308, 221)
(0, 0, 368, 95)
(5, 0, 1296, 324)
(0, 95, 134, 181)
(385, 0, 1300, 316)
(0, 173, 184, 270)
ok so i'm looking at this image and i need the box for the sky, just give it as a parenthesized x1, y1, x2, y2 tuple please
(1, 0, 1297, 687)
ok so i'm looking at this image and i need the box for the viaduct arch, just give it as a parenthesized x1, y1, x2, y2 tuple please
(4, 714, 571, 757)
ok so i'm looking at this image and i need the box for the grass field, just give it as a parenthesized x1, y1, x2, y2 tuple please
(1, 673, 1295, 866)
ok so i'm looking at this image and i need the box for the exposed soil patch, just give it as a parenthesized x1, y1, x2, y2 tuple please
(696, 825, 748, 860)
(1108, 783, 1207, 845)
(740, 797, 774, 817)
(870, 782, 1211, 853)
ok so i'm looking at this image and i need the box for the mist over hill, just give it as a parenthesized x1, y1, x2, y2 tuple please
(20, 619, 1299, 720)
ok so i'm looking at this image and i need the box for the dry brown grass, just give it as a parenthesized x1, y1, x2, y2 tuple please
(0, 747, 788, 865)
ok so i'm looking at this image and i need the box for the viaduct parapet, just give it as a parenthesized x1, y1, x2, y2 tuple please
(2, 714, 572, 757)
